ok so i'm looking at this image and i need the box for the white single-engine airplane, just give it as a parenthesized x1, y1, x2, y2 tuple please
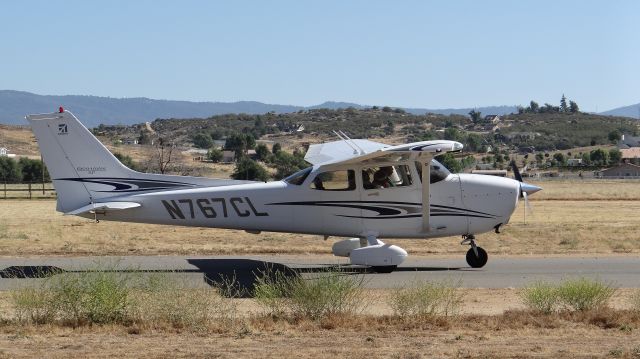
(27, 109, 541, 273)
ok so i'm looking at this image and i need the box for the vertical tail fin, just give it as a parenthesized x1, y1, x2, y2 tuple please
(26, 109, 138, 212)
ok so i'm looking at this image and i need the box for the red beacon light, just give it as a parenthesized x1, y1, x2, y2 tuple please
(59, 106, 64, 113)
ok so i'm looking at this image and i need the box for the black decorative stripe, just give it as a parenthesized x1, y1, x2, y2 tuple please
(266, 200, 497, 219)
(338, 213, 495, 219)
(55, 177, 198, 193)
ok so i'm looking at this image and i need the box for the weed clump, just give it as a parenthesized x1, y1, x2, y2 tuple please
(389, 279, 463, 318)
(520, 278, 616, 313)
(10, 268, 237, 331)
(254, 269, 366, 321)
(518, 281, 559, 314)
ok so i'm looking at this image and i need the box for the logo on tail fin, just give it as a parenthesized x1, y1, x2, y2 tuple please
(58, 124, 68, 135)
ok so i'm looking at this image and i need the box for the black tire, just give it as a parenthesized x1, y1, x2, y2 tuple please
(371, 265, 397, 273)
(466, 247, 488, 268)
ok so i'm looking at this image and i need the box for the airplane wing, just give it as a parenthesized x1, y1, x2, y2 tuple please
(305, 139, 463, 167)
(305, 138, 464, 233)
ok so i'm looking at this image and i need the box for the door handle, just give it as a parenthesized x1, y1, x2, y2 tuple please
(367, 192, 380, 196)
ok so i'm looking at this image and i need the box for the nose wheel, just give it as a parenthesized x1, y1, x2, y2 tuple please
(461, 235, 488, 268)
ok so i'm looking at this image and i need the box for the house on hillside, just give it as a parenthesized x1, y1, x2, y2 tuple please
(0, 147, 16, 158)
(618, 134, 640, 149)
(599, 163, 640, 178)
(621, 148, 640, 162)
(566, 158, 583, 166)
(484, 115, 500, 124)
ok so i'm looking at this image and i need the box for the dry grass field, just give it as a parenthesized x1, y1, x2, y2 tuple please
(0, 180, 638, 256)
(0, 318, 639, 358)
(0, 179, 639, 358)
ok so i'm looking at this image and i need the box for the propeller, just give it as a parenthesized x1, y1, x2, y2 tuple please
(510, 160, 542, 223)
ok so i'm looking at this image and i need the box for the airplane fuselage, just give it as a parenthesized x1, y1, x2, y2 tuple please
(87, 169, 520, 240)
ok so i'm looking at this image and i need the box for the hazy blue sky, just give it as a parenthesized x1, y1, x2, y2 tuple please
(1, 1, 638, 111)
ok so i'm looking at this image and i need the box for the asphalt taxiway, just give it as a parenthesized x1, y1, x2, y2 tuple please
(0, 255, 637, 290)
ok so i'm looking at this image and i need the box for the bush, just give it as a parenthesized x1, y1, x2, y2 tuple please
(557, 278, 616, 311)
(520, 278, 616, 313)
(390, 279, 464, 317)
(11, 268, 238, 330)
(519, 281, 559, 314)
(254, 269, 366, 320)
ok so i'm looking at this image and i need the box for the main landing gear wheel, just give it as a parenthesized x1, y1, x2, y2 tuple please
(371, 265, 397, 274)
(465, 247, 488, 268)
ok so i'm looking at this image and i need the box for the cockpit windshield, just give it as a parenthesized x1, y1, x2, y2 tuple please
(415, 159, 451, 184)
(283, 167, 312, 185)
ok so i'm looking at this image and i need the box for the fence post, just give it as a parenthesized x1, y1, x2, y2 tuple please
(28, 183, 32, 199)
(3, 182, 5, 199)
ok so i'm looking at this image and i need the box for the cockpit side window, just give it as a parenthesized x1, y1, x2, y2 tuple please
(362, 165, 412, 190)
(310, 170, 356, 191)
(415, 159, 451, 184)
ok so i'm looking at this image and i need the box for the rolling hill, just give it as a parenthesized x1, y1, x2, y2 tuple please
(0, 90, 518, 127)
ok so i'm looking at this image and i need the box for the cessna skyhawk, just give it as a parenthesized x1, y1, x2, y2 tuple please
(27, 109, 541, 273)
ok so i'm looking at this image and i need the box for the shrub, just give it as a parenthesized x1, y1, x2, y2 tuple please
(390, 279, 464, 317)
(557, 278, 616, 311)
(254, 269, 366, 320)
(519, 281, 559, 314)
(519, 278, 616, 313)
(11, 269, 238, 330)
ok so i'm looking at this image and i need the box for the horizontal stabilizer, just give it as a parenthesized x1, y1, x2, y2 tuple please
(66, 202, 141, 215)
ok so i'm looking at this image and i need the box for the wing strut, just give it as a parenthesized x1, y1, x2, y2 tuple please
(420, 155, 432, 233)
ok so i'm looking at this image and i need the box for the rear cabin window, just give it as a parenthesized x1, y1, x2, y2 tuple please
(362, 165, 412, 189)
(310, 170, 356, 191)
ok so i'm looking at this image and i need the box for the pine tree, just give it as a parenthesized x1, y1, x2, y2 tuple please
(560, 94, 568, 113)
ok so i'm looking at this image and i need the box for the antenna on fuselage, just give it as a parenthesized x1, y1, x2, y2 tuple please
(337, 130, 365, 155)
(333, 130, 361, 155)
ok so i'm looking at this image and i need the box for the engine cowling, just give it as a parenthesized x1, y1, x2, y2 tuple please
(349, 244, 407, 267)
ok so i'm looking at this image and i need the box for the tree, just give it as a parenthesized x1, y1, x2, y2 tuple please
(436, 153, 462, 173)
(231, 158, 269, 182)
(553, 152, 566, 166)
(0, 157, 21, 182)
(272, 143, 282, 154)
(154, 137, 175, 174)
(138, 130, 153, 145)
(18, 158, 50, 182)
(590, 148, 608, 165)
(468, 109, 482, 124)
(272, 150, 308, 180)
(255, 144, 269, 161)
(225, 133, 255, 160)
(529, 101, 540, 113)
(444, 127, 461, 141)
(560, 94, 568, 113)
(608, 130, 621, 143)
(608, 148, 622, 165)
(207, 148, 223, 163)
(192, 133, 214, 149)
(569, 100, 579, 113)
(113, 152, 140, 171)
(465, 133, 483, 152)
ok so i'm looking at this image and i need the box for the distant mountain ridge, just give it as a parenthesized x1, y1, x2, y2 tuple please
(600, 102, 640, 119)
(2, 90, 634, 126)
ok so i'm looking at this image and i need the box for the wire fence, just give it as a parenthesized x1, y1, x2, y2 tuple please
(1, 182, 56, 199)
